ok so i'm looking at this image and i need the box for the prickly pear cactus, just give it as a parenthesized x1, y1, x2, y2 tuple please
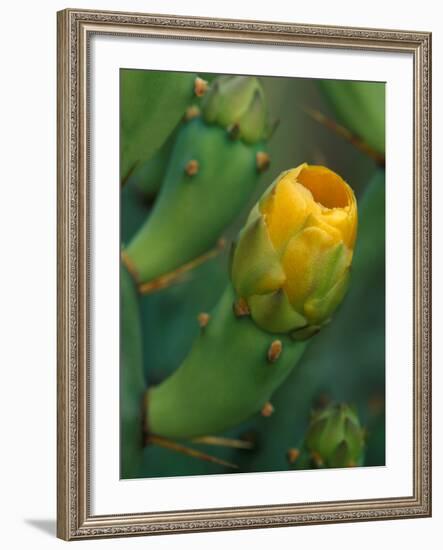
(120, 74, 386, 479)
(146, 164, 358, 440)
(124, 75, 271, 287)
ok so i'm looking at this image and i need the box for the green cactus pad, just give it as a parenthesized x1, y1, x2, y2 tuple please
(319, 80, 385, 155)
(125, 123, 179, 199)
(120, 69, 197, 180)
(147, 285, 307, 439)
(125, 117, 267, 284)
(120, 263, 146, 478)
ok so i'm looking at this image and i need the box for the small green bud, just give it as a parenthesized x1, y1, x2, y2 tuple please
(202, 75, 268, 144)
(304, 403, 365, 468)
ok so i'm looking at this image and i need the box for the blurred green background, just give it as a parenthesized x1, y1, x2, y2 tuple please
(121, 72, 385, 478)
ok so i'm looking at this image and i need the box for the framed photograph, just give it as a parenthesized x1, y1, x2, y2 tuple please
(57, 8, 431, 540)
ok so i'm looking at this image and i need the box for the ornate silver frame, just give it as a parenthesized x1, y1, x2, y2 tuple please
(57, 8, 431, 540)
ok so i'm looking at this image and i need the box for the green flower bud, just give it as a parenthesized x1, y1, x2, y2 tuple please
(304, 403, 365, 468)
(202, 75, 268, 143)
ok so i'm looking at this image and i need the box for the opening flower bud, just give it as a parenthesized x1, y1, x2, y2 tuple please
(202, 75, 268, 144)
(230, 163, 358, 338)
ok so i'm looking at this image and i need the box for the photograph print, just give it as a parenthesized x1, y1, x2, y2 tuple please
(120, 69, 386, 480)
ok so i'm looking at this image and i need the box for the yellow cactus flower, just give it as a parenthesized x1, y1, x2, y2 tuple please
(230, 163, 357, 338)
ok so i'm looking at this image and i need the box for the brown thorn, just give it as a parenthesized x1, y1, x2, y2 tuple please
(121, 249, 140, 283)
(310, 451, 324, 467)
(138, 239, 226, 295)
(184, 105, 201, 121)
(191, 435, 254, 450)
(185, 159, 199, 176)
(233, 297, 250, 317)
(267, 340, 282, 363)
(287, 448, 300, 464)
(146, 434, 239, 469)
(194, 77, 209, 97)
(261, 402, 274, 417)
(256, 151, 271, 173)
(197, 312, 210, 328)
(304, 106, 385, 168)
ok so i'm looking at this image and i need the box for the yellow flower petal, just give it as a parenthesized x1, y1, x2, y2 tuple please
(297, 165, 350, 209)
(304, 212, 343, 245)
(282, 226, 335, 310)
(297, 164, 358, 250)
(261, 171, 320, 251)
